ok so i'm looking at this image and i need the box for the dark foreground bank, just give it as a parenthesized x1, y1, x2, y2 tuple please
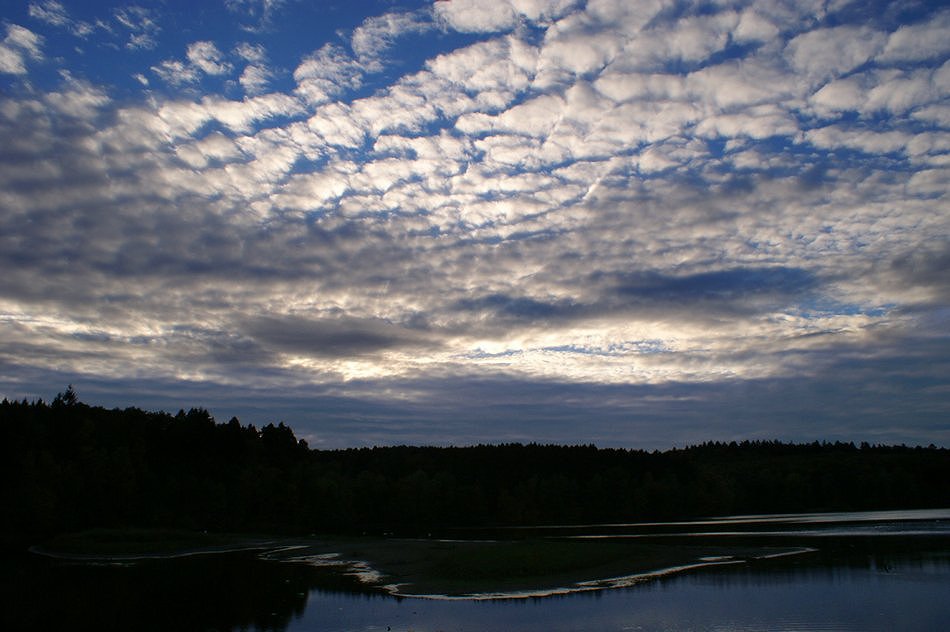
(8, 510, 950, 631)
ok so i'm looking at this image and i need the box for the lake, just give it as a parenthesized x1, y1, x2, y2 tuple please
(6, 509, 949, 631)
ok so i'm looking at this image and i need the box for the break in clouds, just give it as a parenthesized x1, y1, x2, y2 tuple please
(0, 0, 948, 447)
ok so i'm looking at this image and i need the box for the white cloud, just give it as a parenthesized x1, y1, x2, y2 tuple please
(186, 41, 233, 76)
(351, 10, 433, 69)
(294, 44, 364, 106)
(153, 100, 213, 138)
(225, 0, 286, 31)
(864, 69, 941, 115)
(580, 10, 737, 77)
(175, 131, 244, 169)
(427, 36, 538, 95)
(44, 75, 111, 120)
(5, 24, 43, 59)
(233, 44, 271, 95)
(785, 26, 887, 84)
(538, 27, 621, 78)
(435, 0, 521, 33)
(462, 93, 567, 138)
(808, 66, 946, 117)
(270, 168, 351, 212)
(913, 104, 950, 127)
(113, 5, 161, 50)
(0, 25, 43, 75)
(806, 125, 911, 155)
(28, 1, 69, 27)
(240, 65, 271, 95)
(360, 95, 429, 138)
(594, 71, 687, 103)
(878, 11, 950, 63)
(695, 105, 799, 140)
(234, 42, 266, 63)
(583, 0, 664, 28)
(306, 103, 367, 149)
(733, 8, 779, 43)
(29, 1, 95, 38)
(151, 59, 201, 87)
(144, 93, 304, 141)
(203, 93, 305, 133)
(687, 60, 796, 110)
(809, 76, 867, 115)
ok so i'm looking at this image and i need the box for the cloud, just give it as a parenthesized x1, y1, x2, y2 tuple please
(0, 25, 43, 75)
(351, 10, 433, 70)
(294, 44, 364, 105)
(435, 0, 520, 34)
(1, 0, 948, 447)
(239, 64, 272, 95)
(785, 26, 887, 84)
(454, 292, 580, 323)
(44, 74, 111, 120)
(611, 267, 818, 310)
(113, 5, 161, 50)
(153, 41, 238, 87)
(435, 0, 582, 33)
(235, 42, 267, 63)
(28, 0, 95, 38)
(186, 41, 233, 76)
(241, 314, 437, 359)
(232, 43, 273, 95)
(225, 0, 287, 32)
(878, 10, 950, 63)
(151, 59, 201, 86)
(28, 1, 69, 27)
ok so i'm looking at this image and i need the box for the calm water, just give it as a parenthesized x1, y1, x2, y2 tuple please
(287, 553, 950, 632)
(5, 509, 949, 631)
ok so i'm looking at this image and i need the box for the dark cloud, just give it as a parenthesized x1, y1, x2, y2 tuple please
(453, 293, 579, 321)
(241, 314, 437, 358)
(582, 267, 823, 320)
(890, 244, 950, 300)
(613, 267, 816, 301)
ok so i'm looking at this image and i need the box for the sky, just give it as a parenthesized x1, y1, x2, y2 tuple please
(0, 0, 948, 449)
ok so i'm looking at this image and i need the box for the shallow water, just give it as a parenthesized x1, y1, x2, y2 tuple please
(6, 509, 949, 631)
(286, 551, 950, 632)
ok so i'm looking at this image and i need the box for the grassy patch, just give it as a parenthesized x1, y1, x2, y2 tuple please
(35, 529, 809, 597)
(280, 536, 786, 596)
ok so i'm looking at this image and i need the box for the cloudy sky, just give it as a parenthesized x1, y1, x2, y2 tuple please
(1, 0, 948, 448)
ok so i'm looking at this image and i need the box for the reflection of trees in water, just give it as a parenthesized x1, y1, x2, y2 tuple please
(679, 541, 950, 590)
(2, 552, 372, 632)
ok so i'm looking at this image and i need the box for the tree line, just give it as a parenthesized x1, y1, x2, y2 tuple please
(3, 389, 948, 544)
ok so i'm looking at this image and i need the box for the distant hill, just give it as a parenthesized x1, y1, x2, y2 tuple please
(3, 389, 948, 544)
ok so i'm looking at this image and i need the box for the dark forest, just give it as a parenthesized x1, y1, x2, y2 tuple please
(4, 389, 948, 545)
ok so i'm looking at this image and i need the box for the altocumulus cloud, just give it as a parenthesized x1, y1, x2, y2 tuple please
(0, 0, 948, 448)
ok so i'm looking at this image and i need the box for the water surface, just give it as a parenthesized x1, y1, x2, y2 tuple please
(6, 509, 948, 631)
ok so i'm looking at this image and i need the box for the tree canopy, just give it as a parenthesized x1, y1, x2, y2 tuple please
(3, 390, 948, 544)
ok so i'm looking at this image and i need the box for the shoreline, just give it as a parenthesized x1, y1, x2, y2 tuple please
(30, 531, 819, 600)
(27, 507, 949, 601)
(257, 538, 821, 600)
(28, 539, 285, 562)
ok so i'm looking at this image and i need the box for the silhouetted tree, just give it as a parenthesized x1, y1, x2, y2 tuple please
(2, 390, 948, 546)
